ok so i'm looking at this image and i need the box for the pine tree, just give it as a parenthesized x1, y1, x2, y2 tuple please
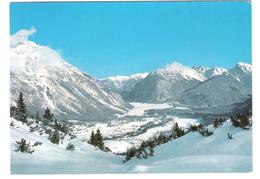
(10, 105, 17, 118)
(172, 122, 185, 138)
(89, 131, 96, 146)
(189, 124, 198, 132)
(231, 114, 250, 128)
(213, 118, 225, 128)
(49, 130, 60, 144)
(35, 111, 40, 124)
(15, 138, 34, 154)
(125, 147, 137, 161)
(43, 107, 54, 125)
(16, 92, 28, 123)
(95, 129, 104, 150)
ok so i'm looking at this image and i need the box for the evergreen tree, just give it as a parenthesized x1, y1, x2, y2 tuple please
(125, 147, 137, 162)
(189, 124, 198, 132)
(88, 129, 105, 150)
(148, 146, 154, 156)
(10, 105, 17, 118)
(95, 129, 104, 150)
(43, 107, 54, 125)
(172, 122, 185, 138)
(34, 111, 40, 124)
(49, 130, 60, 144)
(89, 131, 96, 146)
(16, 92, 28, 123)
(15, 138, 34, 154)
(213, 118, 225, 128)
(231, 114, 250, 128)
(66, 143, 75, 151)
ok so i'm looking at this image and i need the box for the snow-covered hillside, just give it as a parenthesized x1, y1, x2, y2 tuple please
(10, 28, 129, 121)
(100, 73, 149, 93)
(126, 120, 252, 173)
(180, 73, 251, 106)
(121, 63, 206, 103)
(11, 117, 252, 173)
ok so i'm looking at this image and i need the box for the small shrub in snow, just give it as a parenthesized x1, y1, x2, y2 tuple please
(10, 121, 14, 127)
(197, 124, 213, 137)
(66, 143, 75, 151)
(69, 133, 77, 140)
(54, 120, 69, 134)
(227, 133, 233, 140)
(124, 147, 138, 162)
(29, 126, 38, 133)
(103, 147, 111, 152)
(15, 138, 34, 154)
(148, 146, 154, 156)
(213, 118, 225, 128)
(171, 122, 185, 138)
(188, 124, 198, 132)
(45, 128, 52, 135)
(231, 114, 250, 129)
(157, 133, 169, 144)
(33, 141, 42, 147)
(49, 130, 60, 145)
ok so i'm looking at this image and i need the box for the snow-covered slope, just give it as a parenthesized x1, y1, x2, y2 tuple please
(10, 28, 129, 121)
(11, 117, 252, 173)
(126, 120, 252, 173)
(179, 73, 250, 106)
(192, 66, 210, 75)
(122, 63, 206, 103)
(193, 66, 228, 78)
(100, 73, 149, 93)
(229, 62, 252, 88)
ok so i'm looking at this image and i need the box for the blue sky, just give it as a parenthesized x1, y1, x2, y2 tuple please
(10, 2, 251, 78)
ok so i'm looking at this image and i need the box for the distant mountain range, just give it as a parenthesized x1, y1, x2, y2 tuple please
(102, 62, 252, 106)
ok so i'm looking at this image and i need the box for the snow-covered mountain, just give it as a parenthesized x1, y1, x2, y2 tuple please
(180, 62, 252, 106)
(193, 66, 228, 78)
(121, 63, 206, 103)
(100, 73, 149, 93)
(229, 62, 252, 88)
(179, 73, 251, 106)
(113, 62, 251, 107)
(10, 28, 129, 121)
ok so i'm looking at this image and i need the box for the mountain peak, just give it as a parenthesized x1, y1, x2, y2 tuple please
(156, 63, 206, 81)
(235, 62, 252, 73)
(105, 72, 149, 82)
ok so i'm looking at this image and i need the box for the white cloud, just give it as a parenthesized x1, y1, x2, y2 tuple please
(10, 27, 68, 73)
(10, 27, 36, 47)
(158, 62, 189, 72)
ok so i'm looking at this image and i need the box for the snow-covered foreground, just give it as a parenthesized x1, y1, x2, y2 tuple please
(11, 118, 252, 174)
